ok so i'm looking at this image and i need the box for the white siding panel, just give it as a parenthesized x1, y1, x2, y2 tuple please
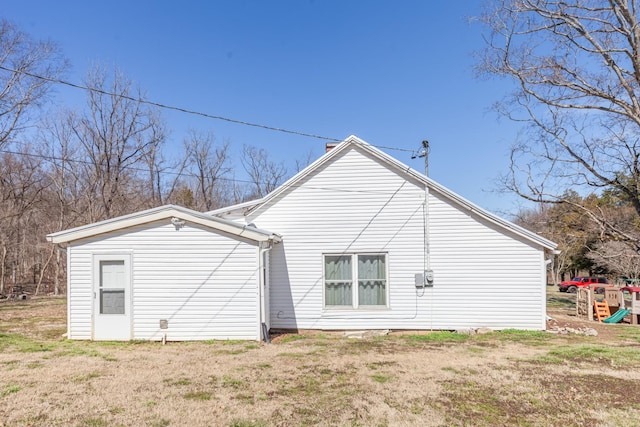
(428, 191, 545, 329)
(252, 146, 547, 331)
(67, 221, 260, 340)
(67, 250, 93, 339)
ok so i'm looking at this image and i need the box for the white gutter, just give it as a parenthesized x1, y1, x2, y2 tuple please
(258, 240, 275, 343)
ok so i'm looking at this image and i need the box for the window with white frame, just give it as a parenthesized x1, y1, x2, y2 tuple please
(324, 253, 387, 308)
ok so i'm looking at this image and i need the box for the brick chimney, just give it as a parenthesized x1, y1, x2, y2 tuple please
(325, 143, 338, 153)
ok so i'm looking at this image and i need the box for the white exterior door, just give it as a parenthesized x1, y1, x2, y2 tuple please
(93, 254, 131, 340)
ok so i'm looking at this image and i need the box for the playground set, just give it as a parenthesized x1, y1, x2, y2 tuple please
(576, 285, 640, 324)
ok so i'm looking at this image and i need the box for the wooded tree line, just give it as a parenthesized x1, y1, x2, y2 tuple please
(7, 0, 640, 294)
(515, 190, 640, 283)
(0, 20, 292, 296)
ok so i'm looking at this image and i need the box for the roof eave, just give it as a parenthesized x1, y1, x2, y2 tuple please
(46, 205, 280, 244)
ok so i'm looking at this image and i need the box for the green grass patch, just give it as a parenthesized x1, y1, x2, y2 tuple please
(276, 351, 306, 358)
(222, 375, 244, 389)
(213, 348, 248, 355)
(0, 384, 21, 398)
(340, 338, 387, 353)
(19, 413, 49, 425)
(402, 331, 469, 343)
(616, 326, 640, 343)
(149, 419, 171, 427)
(543, 345, 640, 366)
(1, 360, 20, 370)
(92, 339, 151, 348)
(366, 361, 397, 370)
(26, 361, 43, 370)
(234, 392, 255, 404)
(183, 391, 211, 401)
(39, 327, 67, 340)
(53, 343, 117, 361)
(0, 333, 119, 361)
(279, 334, 306, 343)
(71, 372, 102, 383)
(164, 377, 191, 386)
(488, 329, 555, 345)
(82, 417, 109, 427)
(546, 293, 575, 308)
(254, 363, 271, 369)
(371, 374, 391, 383)
(0, 332, 56, 353)
(228, 419, 267, 427)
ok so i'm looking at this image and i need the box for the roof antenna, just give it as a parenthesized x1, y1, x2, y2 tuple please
(411, 140, 430, 176)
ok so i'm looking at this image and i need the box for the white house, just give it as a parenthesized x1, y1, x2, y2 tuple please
(48, 135, 557, 341)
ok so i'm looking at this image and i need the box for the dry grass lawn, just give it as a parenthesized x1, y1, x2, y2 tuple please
(1, 289, 640, 426)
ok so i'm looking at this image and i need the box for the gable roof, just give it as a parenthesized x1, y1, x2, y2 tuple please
(207, 197, 265, 218)
(47, 205, 281, 245)
(215, 135, 557, 251)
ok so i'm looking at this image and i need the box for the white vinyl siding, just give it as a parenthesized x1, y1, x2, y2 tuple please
(67, 220, 260, 341)
(67, 247, 93, 340)
(427, 190, 545, 330)
(250, 145, 547, 331)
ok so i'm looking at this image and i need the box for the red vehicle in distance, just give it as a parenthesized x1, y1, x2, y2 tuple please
(558, 276, 609, 293)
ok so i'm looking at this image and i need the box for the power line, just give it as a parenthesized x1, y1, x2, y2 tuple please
(0, 148, 405, 196)
(0, 64, 414, 153)
(1, 65, 339, 142)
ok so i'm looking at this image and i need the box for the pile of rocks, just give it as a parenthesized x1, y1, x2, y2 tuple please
(455, 327, 494, 335)
(546, 325, 598, 336)
(546, 316, 598, 336)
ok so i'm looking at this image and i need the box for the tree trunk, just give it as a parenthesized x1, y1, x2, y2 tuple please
(0, 244, 6, 294)
(54, 248, 61, 295)
(35, 244, 55, 296)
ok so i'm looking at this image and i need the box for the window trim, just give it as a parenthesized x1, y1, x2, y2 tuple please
(323, 252, 389, 309)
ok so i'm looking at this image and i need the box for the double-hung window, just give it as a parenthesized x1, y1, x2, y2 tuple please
(324, 253, 387, 308)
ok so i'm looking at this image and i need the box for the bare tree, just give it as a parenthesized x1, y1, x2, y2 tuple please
(0, 18, 65, 294)
(294, 149, 316, 173)
(0, 150, 45, 294)
(0, 19, 66, 149)
(184, 131, 232, 211)
(478, 0, 640, 247)
(71, 65, 165, 220)
(138, 123, 187, 208)
(241, 144, 288, 199)
(588, 240, 640, 280)
(37, 112, 88, 294)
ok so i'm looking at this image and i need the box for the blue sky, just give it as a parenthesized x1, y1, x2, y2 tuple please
(3, 1, 530, 216)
